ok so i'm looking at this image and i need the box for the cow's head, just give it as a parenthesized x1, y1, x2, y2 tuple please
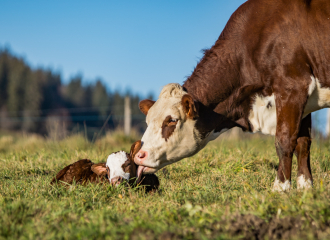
(135, 83, 232, 176)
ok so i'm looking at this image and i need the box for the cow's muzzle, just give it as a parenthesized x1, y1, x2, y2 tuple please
(134, 149, 148, 165)
(134, 149, 159, 182)
(136, 165, 158, 183)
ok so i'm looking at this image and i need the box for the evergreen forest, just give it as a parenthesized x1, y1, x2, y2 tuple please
(0, 49, 149, 139)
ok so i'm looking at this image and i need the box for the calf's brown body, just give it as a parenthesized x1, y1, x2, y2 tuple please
(50, 159, 108, 185)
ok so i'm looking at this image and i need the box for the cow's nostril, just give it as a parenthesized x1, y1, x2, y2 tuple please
(135, 150, 148, 165)
(137, 151, 148, 160)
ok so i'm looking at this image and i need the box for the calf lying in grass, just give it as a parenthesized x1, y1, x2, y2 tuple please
(50, 140, 159, 193)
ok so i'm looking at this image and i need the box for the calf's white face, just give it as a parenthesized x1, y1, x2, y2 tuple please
(135, 84, 207, 174)
(106, 151, 131, 183)
(104, 140, 141, 186)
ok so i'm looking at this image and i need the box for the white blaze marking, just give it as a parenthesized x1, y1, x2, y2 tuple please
(272, 177, 291, 192)
(106, 151, 130, 182)
(297, 175, 313, 190)
(249, 94, 277, 135)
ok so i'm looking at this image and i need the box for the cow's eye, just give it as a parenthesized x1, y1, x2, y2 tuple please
(168, 119, 178, 126)
(162, 115, 178, 141)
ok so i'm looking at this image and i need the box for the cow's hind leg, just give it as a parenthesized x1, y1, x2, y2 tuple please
(295, 114, 313, 189)
(273, 86, 309, 192)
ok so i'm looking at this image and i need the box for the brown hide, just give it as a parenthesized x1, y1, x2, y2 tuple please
(50, 159, 108, 185)
(178, 0, 330, 187)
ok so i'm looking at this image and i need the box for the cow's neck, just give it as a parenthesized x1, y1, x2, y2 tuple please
(183, 41, 255, 132)
(183, 42, 239, 108)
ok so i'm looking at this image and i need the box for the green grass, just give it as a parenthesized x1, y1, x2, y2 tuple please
(1, 132, 330, 239)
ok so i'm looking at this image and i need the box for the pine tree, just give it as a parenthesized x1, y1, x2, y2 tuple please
(63, 75, 88, 108)
(22, 69, 42, 132)
(92, 79, 110, 116)
(6, 58, 28, 129)
(41, 71, 62, 110)
(0, 51, 9, 108)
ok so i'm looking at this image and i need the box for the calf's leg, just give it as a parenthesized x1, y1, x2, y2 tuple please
(294, 114, 313, 189)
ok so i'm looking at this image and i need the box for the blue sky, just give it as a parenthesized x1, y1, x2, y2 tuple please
(0, 0, 246, 96)
(0, 0, 328, 132)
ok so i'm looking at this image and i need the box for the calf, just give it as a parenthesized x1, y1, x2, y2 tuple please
(51, 140, 159, 192)
(50, 159, 108, 185)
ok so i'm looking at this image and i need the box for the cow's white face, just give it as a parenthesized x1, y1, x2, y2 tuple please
(134, 84, 211, 175)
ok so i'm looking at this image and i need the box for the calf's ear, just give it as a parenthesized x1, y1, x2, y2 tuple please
(91, 163, 107, 176)
(139, 99, 155, 115)
(181, 94, 199, 119)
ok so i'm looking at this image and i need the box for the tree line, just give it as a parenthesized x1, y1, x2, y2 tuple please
(0, 49, 151, 138)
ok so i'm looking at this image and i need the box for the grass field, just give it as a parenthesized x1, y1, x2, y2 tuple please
(1, 131, 330, 239)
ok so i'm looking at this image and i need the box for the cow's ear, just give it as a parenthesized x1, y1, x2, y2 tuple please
(129, 140, 142, 161)
(128, 140, 141, 180)
(181, 94, 199, 119)
(91, 163, 107, 176)
(139, 99, 155, 115)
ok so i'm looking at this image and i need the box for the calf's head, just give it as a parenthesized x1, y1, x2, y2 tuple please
(93, 140, 141, 186)
(135, 83, 230, 176)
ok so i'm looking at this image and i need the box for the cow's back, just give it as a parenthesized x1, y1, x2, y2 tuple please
(235, 0, 330, 88)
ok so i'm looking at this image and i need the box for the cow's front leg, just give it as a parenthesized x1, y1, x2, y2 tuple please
(273, 91, 307, 192)
(295, 114, 313, 190)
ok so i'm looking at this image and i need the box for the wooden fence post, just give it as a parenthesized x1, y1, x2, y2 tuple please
(124, 96, 131, 136)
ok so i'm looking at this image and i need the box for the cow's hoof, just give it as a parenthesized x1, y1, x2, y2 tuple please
(297, 175, 313, 190)
(272, 177, 291, 192)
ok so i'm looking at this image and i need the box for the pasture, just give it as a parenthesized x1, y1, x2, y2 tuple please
(1, 132, 330, 239)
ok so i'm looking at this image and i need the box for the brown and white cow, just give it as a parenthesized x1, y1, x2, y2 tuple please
(135, 0, 330, 191)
